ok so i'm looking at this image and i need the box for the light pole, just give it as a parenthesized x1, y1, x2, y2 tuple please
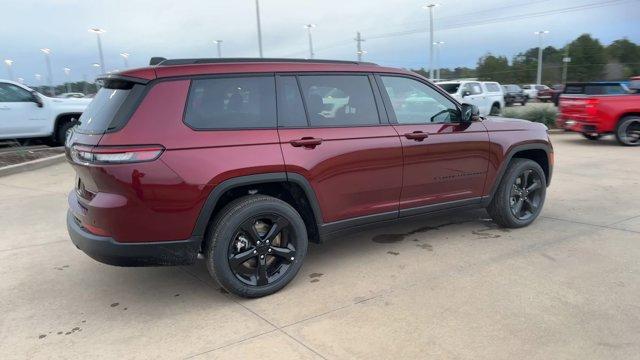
(561, 47, 571, 84)
(63, 67, 71, 93)
(40, 48, 54, 96)
(120, 52, 130, 68)
(3, 59, 14, 81)
(423, 4, 438, 80)
(304, 24, 316, 59)
(355, 32, 366, 61)
(89, 28, 106, 72)
(534, 30, 549, 85)
(34, 73, 42, 93)
(254, 0, 263, 57)
(433, 41, 444, 80)
(214, 40, 223, 58)
(92, 63, 101, 89)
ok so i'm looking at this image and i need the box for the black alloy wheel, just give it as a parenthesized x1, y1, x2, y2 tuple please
(509, 169, 543, 221)
(228, 215, 297, 286)
(205, 195, 308, 298)
(616, 116, 640, 146)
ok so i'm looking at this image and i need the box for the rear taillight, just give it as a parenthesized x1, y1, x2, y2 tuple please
(584, 98, 599, 116)
(71, 144, 164, 165)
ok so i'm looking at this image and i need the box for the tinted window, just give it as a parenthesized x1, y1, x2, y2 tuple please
(0, 83, 33, 102)
(381, 76, 457, 124)
(185, 76, 276, 129)
(276, 76, 307, 127)
(76, 87, 131, 134)
(438, 83, 460, 94)
(463, 82, 483, 95)
(298, 75, 379, 127)
(485, 83, 501, 92)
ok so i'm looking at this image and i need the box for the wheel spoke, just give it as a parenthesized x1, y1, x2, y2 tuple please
(512, 198, 524, 217)
(524, 197, 536, 211)
(240, 221, 262, 243)
(270, 245, 295, 261)
(522, 170, 530, 189)
(527, 180, 542, 193)
(256, 256, 268, 286)
(229, 249, 257, 272)
(264, 217, 289, 242)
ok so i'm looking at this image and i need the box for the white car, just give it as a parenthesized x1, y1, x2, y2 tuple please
(436, 80, 505, 116)
(521, 84, 550, 100)
(0, 79, 91, 144)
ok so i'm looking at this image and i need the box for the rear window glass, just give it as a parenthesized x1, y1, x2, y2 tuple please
(564, 84, 627, 95)
(298, 75, 380, 127)
(184, 76, 276, 129)
(76, 86, 131, 134)
(438, 83, 460, 94)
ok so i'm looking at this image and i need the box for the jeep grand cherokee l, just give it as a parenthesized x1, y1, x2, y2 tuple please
(66, 58, 553, 298)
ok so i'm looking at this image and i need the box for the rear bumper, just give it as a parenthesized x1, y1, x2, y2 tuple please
(67, 211, 201, 267)
(557, 115, 603, 134)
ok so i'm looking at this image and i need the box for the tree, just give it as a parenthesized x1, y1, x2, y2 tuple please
(565, 34, 607, 81)
(476, 54, 511, 82)
(606, 38, 640, 76)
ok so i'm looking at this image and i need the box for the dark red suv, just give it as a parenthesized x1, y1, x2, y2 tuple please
(66, 58, 553, 297)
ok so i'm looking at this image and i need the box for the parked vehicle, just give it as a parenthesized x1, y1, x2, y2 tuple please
(537, 85, 559, 103)
(66, 58, 553, 297)
(557, 77, 640, 145)
(0, 79, 91, 144)
(57, 92, 86, 99)
(437, 80, 504, 115)
(522, 84, 551, 101)
(502, 84, 527, 106)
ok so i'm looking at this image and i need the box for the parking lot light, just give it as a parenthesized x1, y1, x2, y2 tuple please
(120, 52, 130, 68)
(534, 30, 550, 84)
(433, 41, 445, 80)
(39, 48, 54, 96)
(3, 59, 14, 81)
(423, 4, 439, 80)
(63, 67, 71, 93)
(304, 24, 316, 59)
(213, 40, 223, 58)
(89, 28, 106, 72)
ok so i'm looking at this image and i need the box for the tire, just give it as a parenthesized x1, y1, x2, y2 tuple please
(615, 116, 640, 146)
(489, 104, 501, 116)
(487, 159, 546, 228)
(581, 133, 601, 141)
(521, 99, 527, 106)
(204, 195, 308, 298)
(56, 119, 77, 145)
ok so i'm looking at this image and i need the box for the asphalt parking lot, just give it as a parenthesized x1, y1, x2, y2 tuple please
(1, 133, 639, 359)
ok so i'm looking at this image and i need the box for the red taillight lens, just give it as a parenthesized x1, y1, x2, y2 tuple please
(71, 145, 164, 165)
(584, 98, 599, 116)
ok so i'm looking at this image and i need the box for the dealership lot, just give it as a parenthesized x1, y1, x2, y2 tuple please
(0, 133, 639, 359)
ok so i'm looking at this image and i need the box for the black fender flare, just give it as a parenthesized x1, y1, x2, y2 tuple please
(485, 142, 553, 204)
(191, 172, 324, 238)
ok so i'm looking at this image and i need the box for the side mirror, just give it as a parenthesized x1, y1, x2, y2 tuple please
(462, 90, 471, 97)
(31, 91, 43, 108)
(460, 103, 479, 123)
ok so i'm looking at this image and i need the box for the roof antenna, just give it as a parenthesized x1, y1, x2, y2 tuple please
(149, 57, 167, 65)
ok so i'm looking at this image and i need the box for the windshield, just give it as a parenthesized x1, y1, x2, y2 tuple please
(75, 87, 131, 134)
(438, 83, 460, 94)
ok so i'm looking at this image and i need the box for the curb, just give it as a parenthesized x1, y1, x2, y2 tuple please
(0, 154, 66, 178)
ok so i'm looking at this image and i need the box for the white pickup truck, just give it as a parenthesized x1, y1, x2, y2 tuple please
(0, 79, 91, 144)
(436, 80, 505, 116)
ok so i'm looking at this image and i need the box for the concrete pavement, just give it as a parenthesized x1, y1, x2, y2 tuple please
(0, 133, 639, 359)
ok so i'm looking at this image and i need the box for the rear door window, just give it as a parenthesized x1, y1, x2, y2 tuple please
(76, 80, 136, 134)
(184, 76, 276, 129)
(484, 83, 501, 92)
(298, 75, 380, 127)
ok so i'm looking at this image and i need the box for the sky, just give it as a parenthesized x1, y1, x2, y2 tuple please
(2, 0, 639, 85)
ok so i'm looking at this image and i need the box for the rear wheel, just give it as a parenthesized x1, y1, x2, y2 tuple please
(487, 159, 546, 228)
(615, 116, 640, 146)
(205, 195, 308, 298)
(581, 133, 601, 141)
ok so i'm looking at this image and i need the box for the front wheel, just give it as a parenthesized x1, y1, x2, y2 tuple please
(615, 116, 640, 146)
(487, 159, 546, 228)
(489, 104, 501, 116)
(205, 195, 308, 298)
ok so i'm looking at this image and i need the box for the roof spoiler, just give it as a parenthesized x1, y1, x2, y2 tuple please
(149, 57, 167, 66)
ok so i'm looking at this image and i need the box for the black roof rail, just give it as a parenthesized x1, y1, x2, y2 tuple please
(152, 57, 378, 66)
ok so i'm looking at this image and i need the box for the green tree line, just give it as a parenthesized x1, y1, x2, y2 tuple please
(413, 34, 640, 84)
